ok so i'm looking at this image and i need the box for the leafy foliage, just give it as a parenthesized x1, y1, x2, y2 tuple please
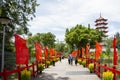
(27, 32, 56, 62)
(21, 69, 31, 80)
(65, 24, 103, 50)
(0, 0, 39, 50)
(106, 38, 112, 56)
(28, 32, 56, 48)
(116, 32, 120, 50)
(38, 63, 44, 71)
(82, 60, 86, 67)
(102, 71, 114, 80)
(88, 63, 94, 72)
(55, 42, 65, 53)
(40, 32, 56, 47)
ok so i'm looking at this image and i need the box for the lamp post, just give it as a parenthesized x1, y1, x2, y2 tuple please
(0, 17, 10, 72)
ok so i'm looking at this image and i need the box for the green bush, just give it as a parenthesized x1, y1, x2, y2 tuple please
(88, 63, 94, 72)
(21, 69, 31, 80)
(82, 60, 86, 67)
(102, 71, 114, 80)
(54, 58, 60, 62)
(77, 59, 82, 65)
(46, 61, 51, 67)
(38, 63, 44, 71)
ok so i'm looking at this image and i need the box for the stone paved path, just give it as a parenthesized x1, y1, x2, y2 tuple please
(33, 59, 101, 80)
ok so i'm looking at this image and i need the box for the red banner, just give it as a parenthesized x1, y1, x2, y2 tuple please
(50, 48, 54, 57)
(86, 44, 89, 59)
(113, 36, 118, 65)
(34, 42, 42, 61)
(82, 47, 84, 58)
(14, 34, 29, 65)
(77, 49, 80, 57)
(95, 42, 102, 60)
(71, 50, 77, 57)
(44, 46, 48, 59)
(56, 52, 61, 57)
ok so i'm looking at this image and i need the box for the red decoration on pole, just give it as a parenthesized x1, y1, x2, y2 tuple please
(82, 47, 84, 58)
(113, 35, 118, 65)
(44, 46, 48, 59)
(34, 42, 42, 61)
(56, 52, 61, 57)
(71, 50, 77, 57)
(50, 48, 54, 57)
(95, 42, 102, 60)
(14, 34, 29, 64)
(77, 49, 80, 58)
(86, 44, 89, 59)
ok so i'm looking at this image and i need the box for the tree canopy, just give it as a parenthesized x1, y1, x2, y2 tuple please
(40, 32, 56, 47)
(116, 32, 120, 50)
(27, 32, 56, 62)
(0, 0, 39, 50)
(55, 41, 65, 53)
(27, 32, 56, 48)
(65, 24, 103, 50)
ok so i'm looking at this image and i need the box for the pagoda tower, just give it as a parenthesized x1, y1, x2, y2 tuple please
(95, 14, 108, 37)
(95, 14, 108, 51)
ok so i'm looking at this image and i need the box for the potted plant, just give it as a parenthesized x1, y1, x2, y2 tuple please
(88, 63, 94, 73)
(102, 71, 114, 80)
(38, 63, 44, 74)
(54, 58, 59, 62)
(46, 60, 50, 68)
(21, 69, 31, 80)
(52, 58, 56, 66)
(82, 60, 86, 67)
(77, 59, 82, 65)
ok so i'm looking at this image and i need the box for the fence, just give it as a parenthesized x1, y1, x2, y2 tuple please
(1, 58, 120, 80)
(0, 61, 40, 80)
(86, 58, 120, 80)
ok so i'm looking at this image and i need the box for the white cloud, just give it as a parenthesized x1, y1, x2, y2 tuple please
(29, 0, 120, 41)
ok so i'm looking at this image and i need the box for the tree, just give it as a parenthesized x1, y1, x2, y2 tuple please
(55, 42, 65, 53)
(0, 0, 39, 50)
(40, 32, 56, 48)
(106, 38, 112, 56)
(27, 32, 56, 48)
(65, 24, 103, 57)
(63, 44, 72, 56)
(27, 34, 36, 62)
(116, 32, 120, 50)
(27, 32, 56, 62)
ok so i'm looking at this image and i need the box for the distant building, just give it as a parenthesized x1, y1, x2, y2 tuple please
(95, 14, 108, 51)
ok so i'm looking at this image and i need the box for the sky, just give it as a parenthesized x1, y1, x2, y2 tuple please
(29, 0, 120, 41)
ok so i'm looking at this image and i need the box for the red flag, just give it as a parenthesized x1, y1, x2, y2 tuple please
(34, 42, 42, 61)
(82, 47, 84, 58)
(50, 48, 54, 57)
(44, 46, 48, 59)
(14, 34, 29, 64)
(71, 50, 77, 57)
(113, 36, 118, 65)
(56, 52, 61, 57)
(95, 42, 102, 60)
(54, 50, 57, 57)
(77, 49, 80, 57)
(86, 44, 89, 59)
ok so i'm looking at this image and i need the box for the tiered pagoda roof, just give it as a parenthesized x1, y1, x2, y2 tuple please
(95, 16, 107, 22)
(96, 26, 108, 29)
(95, 14, 108, 37)
(103, 30, 108, 33)
(95, 22, 108, 26)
